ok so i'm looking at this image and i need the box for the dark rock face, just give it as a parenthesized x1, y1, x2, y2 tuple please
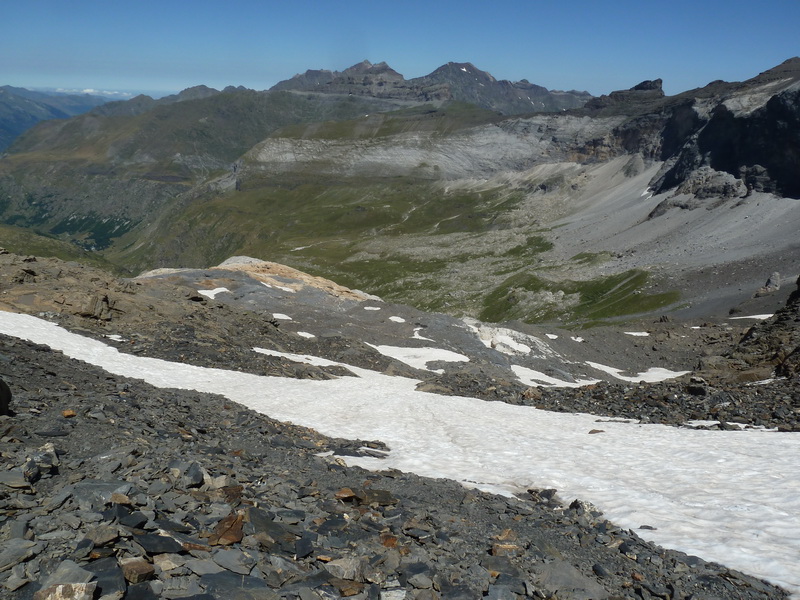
(584, 78, 665, 111)
(709, 90, 800, 196)
(0, 376, 10, 416)
(730, 275, 800, 377)
(576, 58, 800, 202)
(648, 64, 800, 199)
(654, 89, 800, 198)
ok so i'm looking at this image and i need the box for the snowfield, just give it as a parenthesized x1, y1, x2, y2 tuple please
(1, 310, 798, 597)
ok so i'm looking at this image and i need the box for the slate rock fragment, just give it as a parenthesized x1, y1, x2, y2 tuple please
(0, 376, 12, 416)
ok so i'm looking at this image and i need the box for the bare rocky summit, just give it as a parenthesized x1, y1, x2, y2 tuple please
(270, 60, 591, 114)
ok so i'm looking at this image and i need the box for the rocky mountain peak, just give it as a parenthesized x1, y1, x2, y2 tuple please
(341, 59, 404, 81)
(632, 78, 663, 92)
(171, 85, 221, 102)
(425, 61, 497, 83)
(268, 59, 590, 114)
(745, 56, 800, 87)
(583, 78, 666, 111)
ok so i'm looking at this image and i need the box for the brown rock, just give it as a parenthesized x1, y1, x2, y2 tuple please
(522, 387, 543, 401)
(110, 493, 131, 505)
(335, 487, 358, 501)
(328, 578, 365, 597)
(33, 583, 97, 600)
(120, 557, 155, 583)
(208, 512, 244, 546)
(491, 542, 523, 556)
(83, 525, 119, 546)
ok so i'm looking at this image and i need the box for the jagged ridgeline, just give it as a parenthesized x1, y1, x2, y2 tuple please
(1, 58, 799, 326)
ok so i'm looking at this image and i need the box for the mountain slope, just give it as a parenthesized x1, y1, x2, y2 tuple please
(0, 251, 798, 597)
(0, 86, 108, 151)
(0, 88, 407, 250)
(0, 59, 798, 326)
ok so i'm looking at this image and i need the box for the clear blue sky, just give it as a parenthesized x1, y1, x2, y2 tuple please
(3, 0, 798, 98)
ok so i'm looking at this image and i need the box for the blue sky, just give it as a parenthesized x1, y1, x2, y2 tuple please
(3, 0, 798, 98)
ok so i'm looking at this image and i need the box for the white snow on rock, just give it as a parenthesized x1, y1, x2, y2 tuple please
(254, 348, 342, 368)
(272, 313, 292, 321)
(389, 316, 406, 323)
(198, 287, 229, 299)
(261, 281, 295, 293)
(412, 328, 434, 341)
(586, 361, 691, 383)
(624, 331, 650, 337)
(1, 310, 799, 597)
(366, 343, 469, 373)
(512, 365, 600, 388)
(729, 314, 774, 320)
(571, 336, 585, 342)
(296, 331, 316, 339)
(364, 306, 381, 311)
(545, 333, 559, 340)
(463, 318, 556, 358)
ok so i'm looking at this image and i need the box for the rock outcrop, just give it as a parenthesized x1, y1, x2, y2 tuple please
(729, 275, 800, 377)
(647, 58, 800, 199)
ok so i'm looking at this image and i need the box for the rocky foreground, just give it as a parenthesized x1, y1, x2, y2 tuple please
(1, 252, 798, 599)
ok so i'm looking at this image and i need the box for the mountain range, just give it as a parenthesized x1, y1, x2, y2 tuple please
(0, 58, 798, 327)
(0, 86, 109, 151)
(271, 59, 592, 114)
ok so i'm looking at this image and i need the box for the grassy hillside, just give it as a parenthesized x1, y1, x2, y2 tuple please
(1, 96, 680, 326)
(7, 90, 406, 181)
(0, 223, 122, 270)
(102, 165, 679, 326)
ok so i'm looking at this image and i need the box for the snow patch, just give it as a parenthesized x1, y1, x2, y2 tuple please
(260, 281, 295, 293)
(272, 313, 292, 321)
(545, 334, 559, 340)
(296, 331, 316, 339)
(729, 314, 773, 321)
(389, 316, 406, 323)
(586, 361, 690, 383)
(198, 287, 229, 299)
(624, 331, 650, 337)
(254, 348, 342, 369)
(2, 311, 799, 596)
(364, 306, 381, 311)
(413, 328, 434, 342)
(462, 318, 557, 358)
(367, 343, 469, 372)
(512, 365, 600, 388)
